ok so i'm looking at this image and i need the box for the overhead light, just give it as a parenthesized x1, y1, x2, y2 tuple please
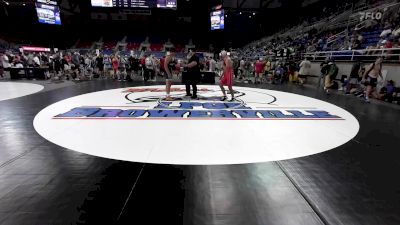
(22, 3, 25, 6)
(225, 15, 227, 17)
(5, 1, 9, 5)
(239, 12, 242, 15)
(253, 12, 256, 15)
(249, 15, 251, 18)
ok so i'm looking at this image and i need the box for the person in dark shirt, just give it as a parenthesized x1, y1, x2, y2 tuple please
(128, 55, 135, 77)
(318, 59, 330, 88)
(54, 53, 62, 76)
(96, 54, 104, 78)
(379, 80, 396, 102)
(324, 61, 339, 94)
(346, 60, 362, 94)
(352, 39, 362, 50)
(183, 50, 201, 99)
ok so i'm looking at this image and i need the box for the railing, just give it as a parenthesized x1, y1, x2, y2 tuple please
(327, 30, 348, 44)
(302, 47, 400, 62)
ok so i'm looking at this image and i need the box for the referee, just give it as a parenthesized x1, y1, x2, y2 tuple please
(183, 50, 201, 99)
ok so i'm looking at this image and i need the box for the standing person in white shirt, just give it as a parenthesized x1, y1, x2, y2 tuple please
(0, 53, 7, 79)
(208, 56, 216, 79)
(239, 58, 245, 79)
(1, 53, 11, 69)
(118, 56, 128, 81)
(27, 53, 34, 67)
(152, 56, 160, 81)
(84, 55, 92, 77)
(208, 57, 216, 72)
(144, 54, 155, 82)
(298, 57, 312, 85)
(33, 54, 41, 67)
(164, 48, 177, 101)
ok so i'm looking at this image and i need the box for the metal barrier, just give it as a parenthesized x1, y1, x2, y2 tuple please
(302, 47, 400, 62)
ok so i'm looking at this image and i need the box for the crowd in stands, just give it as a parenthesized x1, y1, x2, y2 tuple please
(239, 2, 400, 62)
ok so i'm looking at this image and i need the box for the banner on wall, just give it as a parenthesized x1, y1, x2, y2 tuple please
(22, 46, 51, 52)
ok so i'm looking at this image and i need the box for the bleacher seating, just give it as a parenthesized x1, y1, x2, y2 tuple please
(175, 44, 184, 53)
(126, 36, 145, 51)
(236, 0, 400, 61)
(103, 49, 114, 55)
(127, 43, 140, 50)
(150, 43, 164, 51)
(76, 41, 92, 49)
(65, 34, 199, 57)
(361, 30, 383, 49)
(103, 41, 116, 50)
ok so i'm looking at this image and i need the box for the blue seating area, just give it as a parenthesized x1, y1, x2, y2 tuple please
(361, 30, 382, 48)
(103, 49, 114, 55)
(78, 49, 90, 55)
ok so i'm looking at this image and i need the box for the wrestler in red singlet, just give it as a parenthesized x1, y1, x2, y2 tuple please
(112, 55, 120, 79)
(219, 50, 235, 101)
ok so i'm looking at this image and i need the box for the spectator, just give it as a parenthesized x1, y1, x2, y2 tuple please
(140, 55, 146, 79)
(324, 61, 339, 94)
(244, 59, 252, 81)
(84, 55, 92, 75)
(378, 80, 396, 102)
(144, 54, 155, 82)
(2, 53, 10, 69)
(274, 63, 285, 84)
(362, 57, 383, 103)
(352, 38, 362, 50)
(27, 53, 34, 67)
(72, 52, 80, 80)
(54, 53, 62, 77)
(118, 56, 128, 81)
(307, 44, 316, 52)
(264, 58, 271, 80)
(96, 54, 104, 78)
(152, 56, 160, 81)
(345, 60, 362, 94)
(298, 57, 312, 85)
(33, 54, 41, 67)
(12, 60, 23, 68)
(0, 53, 6, 79)
(112, 55, 120, 80)
(254, 58, 265, 84)
(238, 58, 245, 79)
(380, 24, 392, 37)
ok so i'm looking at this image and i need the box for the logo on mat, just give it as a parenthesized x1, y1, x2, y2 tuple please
(53, 87, 343, 120)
